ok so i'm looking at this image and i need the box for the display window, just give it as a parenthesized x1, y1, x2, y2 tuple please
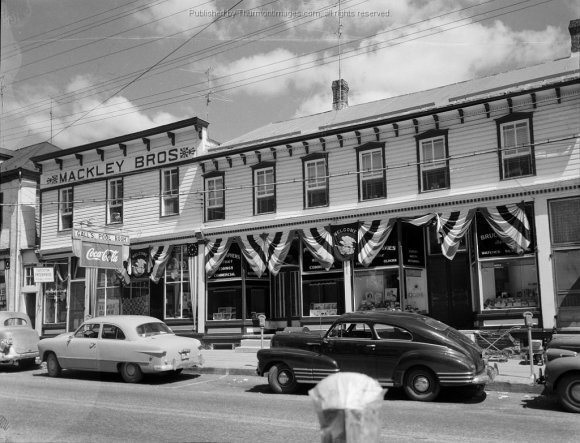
(404, 268, 429, 313)
(480, 258, 538, 310)
(302, 274, 343, 317)
(207, 283, 242, 320)
(43, 260, 68, 323)
(354, 269, 400, 311)
(164, 245, 191, 319)
(0, 270, 6, 310)
(123, 280, 150, 315)
(96, 269, 121, 316)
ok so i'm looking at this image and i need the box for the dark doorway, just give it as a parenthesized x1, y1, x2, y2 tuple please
(273, 269, 300, 327)
(24, 293, 36, 329)
(427, 253, 473, 330)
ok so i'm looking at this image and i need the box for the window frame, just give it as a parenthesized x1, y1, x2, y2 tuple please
(106, 177, 124, 224)
(160, 167, 179, 217)
(356, 142, 386, 201)
(204, 171, 225, 222)
(415, 129, 450, 193)
(495, 112, 535, 180)
(58, 187, 74, 231)
(302, 152, 329, 209)
(252, 162, 276, 215)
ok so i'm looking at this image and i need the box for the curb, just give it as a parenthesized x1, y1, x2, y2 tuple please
(186, 367, 546, 394)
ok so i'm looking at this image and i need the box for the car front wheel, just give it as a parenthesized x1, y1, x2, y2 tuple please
(404, 367, 440, 402)
(120, 362, 143, 383)
(46, 353, 62, 377)
(268, 363, 298, 394)
(557, 373, 580, 413)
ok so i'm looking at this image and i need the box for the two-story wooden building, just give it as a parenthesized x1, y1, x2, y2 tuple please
(32, 21, 580, 343)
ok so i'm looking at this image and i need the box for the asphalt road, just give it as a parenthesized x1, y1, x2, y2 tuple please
(1, 365, 579, 443)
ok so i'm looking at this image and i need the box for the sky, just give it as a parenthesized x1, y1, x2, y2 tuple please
(0, 0, 578, 151)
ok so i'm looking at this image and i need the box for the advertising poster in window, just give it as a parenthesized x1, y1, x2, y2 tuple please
(402, 224, 425, 267)
(405, 269, 428, 313)
(302, 248, 341, 272)
(208, 243, 242, 280)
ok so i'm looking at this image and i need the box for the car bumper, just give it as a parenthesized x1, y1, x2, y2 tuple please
(0, 351, 39, 365)
(149, 353, 204, 372)
(472, 365, 496, 385)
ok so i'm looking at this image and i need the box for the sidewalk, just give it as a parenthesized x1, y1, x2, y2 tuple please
(188, 349, 545, 394)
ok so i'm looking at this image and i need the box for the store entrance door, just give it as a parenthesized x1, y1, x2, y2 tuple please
(68, 281, 86, 332)
(427, 253, 473, 330)
(273, 269, 300, 327)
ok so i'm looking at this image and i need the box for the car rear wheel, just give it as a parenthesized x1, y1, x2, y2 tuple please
(557, 373, 580, 413)
(46, 353, 62, 378)
(404, 367, 440, 402)
(120, 362, 143, 383)
(268, 363, 298, 394)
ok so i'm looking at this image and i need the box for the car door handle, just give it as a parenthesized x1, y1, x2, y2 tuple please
(366, 344, 376, 350)
(89, 342, 96, 349)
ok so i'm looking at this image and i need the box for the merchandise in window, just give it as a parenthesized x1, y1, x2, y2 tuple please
(122, 280, 150, 316)
(161, 168, 179, 216)
(302, 275, 343, 317)
(59, 188, 73, 230)
(164, 246, 191, 319)
(354, 269, 400, 311)
(96, 269, 121, 316)
(480, 258, 539, 310)
(358, 145, 385, 200)
(207, 284, 241, 320)
(107, 178, 123, 224)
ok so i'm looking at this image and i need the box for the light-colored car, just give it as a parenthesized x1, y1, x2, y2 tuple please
(0, 311, 40, 368)
(37, 315, 203, 383)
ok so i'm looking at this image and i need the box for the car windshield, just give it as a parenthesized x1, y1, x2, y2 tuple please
(136, 322, 173, 337)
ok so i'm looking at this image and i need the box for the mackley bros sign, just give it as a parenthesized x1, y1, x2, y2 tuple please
(45, 145, 197, 186)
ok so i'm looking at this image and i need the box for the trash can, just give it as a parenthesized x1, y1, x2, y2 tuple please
(309, 372, 385, 443)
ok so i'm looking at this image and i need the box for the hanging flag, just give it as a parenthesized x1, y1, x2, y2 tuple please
(266, 231, 296, 276)
(357, 219, 396, 267)
(150, 244, 173, 283)
(205, 237, 233, 278)
(479, 203, 531, 254)
(237, 235, 269, 278)
(330, 222, 360, 262)
(300, 227, 335, 270)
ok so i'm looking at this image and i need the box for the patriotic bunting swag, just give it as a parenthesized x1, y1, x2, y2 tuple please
(300, 227, 335, 270)
(237, 231, 296, 277)
(150, 244, 173, 283)
(205, 237, 233, 278)
(357, 219, 396, 267)
(479, 203, 531, 254)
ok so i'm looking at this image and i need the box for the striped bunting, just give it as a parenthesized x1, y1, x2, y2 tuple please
(265, 231, 295, 276)
(300, 227, 335, 270)
(237, 235, 268, 278)
(357, 219, 396, 267)
(479, 203, 531, 253)
(436, 209, 476, 260)
(150, 243, 173, 283)
(205, 237, 233, 278)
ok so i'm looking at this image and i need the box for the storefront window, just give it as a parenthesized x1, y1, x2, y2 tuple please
(164, 245, 191, 319)
(354, 269, 400, 311)
(123, 280, 150, 315)
(302, 274, 343, 317)
(480, 258, 538, 310)
(96, 269, 121, 316)
(0, 270, 6, 310)
(43, 261, 68, 323)
(208, 283, 242, 320)
(246, 281, 270, 320)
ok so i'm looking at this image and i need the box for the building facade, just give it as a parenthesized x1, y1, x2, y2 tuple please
(32, 23, 580, 342)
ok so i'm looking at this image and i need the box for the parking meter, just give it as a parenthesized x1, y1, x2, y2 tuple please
(523, 311, 534, 327)
(258, 314, 266, 349)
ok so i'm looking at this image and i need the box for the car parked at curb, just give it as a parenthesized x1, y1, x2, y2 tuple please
(0, 311, 39, 368)
(540, 333, 580, 413)
(257, 311, 495, 402)
(37, 315, 203, 383)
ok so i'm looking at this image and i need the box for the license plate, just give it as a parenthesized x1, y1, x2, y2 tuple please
(181, 353, 190, 360)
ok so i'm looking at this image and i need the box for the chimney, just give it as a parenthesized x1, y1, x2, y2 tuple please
(570, 19, 580, 56)
(332, 79, 349, 111)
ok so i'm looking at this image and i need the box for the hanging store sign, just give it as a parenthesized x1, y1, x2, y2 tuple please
(34, 267, 54, 283)
(79, 241, 123, 270)
(72, 229, 130, 245)
(331, 222, 359, 262)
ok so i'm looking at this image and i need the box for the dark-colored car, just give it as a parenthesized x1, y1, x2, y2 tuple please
(257, 311, 494, 402)
(541, 333, 580, 413)
(0, 311, 39, 368)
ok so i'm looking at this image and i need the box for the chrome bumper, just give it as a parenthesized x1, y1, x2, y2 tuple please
(472, 365, 497, 385)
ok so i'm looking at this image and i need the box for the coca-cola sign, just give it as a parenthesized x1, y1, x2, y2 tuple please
(80, 241, 123, 270)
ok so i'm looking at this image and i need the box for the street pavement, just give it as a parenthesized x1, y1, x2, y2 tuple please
(188, 349, 546, 394)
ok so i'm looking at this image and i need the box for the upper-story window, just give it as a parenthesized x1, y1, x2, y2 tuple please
(205, 172, 225, 221)
(496, 113, 535, 179)
(302, 153, 328, 208)
(59, 187, 74, 230)
(161, 168, 179, 216)
(416, 129, 450, 192)
(253, 163, 276, 215)
(357, 142, 386, 200)
(107, 178, 123, 224)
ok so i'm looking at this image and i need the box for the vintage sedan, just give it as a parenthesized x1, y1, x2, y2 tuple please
(37, 315, 203, 383)
(541, 334, 580, 413)
(0, 311, 39, 368)
(257, 311, 495, 401)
